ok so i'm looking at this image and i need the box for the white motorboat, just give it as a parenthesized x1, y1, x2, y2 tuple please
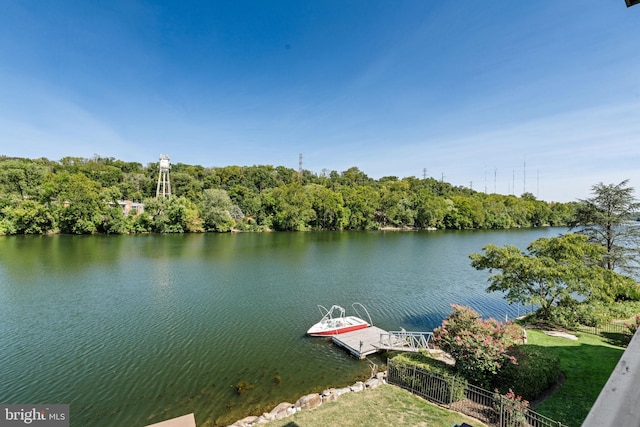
(307, 303, 372, 336)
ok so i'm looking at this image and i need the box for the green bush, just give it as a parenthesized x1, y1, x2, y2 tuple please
(542, 306, 577, 329)
(573, 301, 614, 327)
(393, 352, 454, 375)
(493, 344, 560, 401)
(539, 300, 640, 330)
(608, 301, 640, 320)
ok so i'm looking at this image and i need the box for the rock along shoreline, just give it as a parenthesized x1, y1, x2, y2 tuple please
(227, 371, 387, 427)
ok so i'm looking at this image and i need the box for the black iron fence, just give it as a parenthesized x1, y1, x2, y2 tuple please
(574, 321, 629, 337)
(387, 359, 566, 427)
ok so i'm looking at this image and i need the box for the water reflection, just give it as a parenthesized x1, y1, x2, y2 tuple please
(0, 228, 565, 426)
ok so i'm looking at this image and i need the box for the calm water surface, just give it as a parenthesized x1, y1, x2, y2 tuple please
(0, 228, 565, 426)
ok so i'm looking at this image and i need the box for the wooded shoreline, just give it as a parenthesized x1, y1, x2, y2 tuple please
(0, 155, 576, 235)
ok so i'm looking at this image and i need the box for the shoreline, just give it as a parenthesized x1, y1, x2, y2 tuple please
(226, 372, 387, 427)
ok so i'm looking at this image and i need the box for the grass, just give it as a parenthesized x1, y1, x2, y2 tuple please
(526, 329, 625, 426)
(265, 330, 625, 427)
(267, 384, 485, 427)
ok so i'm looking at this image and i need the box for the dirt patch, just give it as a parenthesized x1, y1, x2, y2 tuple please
(449, 399, 495, 425)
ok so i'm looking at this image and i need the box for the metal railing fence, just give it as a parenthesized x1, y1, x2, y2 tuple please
(387, 359, 566, 427)
(378, 330, 434, 352)
(574, 321, 629, 337)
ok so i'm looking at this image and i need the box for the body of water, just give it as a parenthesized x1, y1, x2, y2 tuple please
(0, 228, 565, 426)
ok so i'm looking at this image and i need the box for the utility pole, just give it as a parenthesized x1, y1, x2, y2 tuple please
(298, 153, 303, 180)
(484, 165, 487, 193)
(523, 156, 527, 194)
(494, 168, 497, 193)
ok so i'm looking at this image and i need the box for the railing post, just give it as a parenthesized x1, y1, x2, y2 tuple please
(410, 363, 416, 393)
(449, 375, 455, 406)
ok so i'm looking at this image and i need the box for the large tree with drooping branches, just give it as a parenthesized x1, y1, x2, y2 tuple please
(571, 180, 640, 273)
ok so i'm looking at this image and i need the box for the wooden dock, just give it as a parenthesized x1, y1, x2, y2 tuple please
(331, 326, 388, 359)
(331, 327, 435, 359)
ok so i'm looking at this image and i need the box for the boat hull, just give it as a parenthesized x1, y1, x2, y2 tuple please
(307, 315, 370, 336)
(307, 322, 369, 336)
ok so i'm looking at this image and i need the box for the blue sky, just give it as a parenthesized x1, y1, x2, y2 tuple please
(1, 1, 639, 202)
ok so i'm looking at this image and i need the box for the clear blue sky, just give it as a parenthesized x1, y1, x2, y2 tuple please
(1, 1, 639, 202)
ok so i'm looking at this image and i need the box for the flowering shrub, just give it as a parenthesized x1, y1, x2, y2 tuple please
(493, 389, 530, 427)
(433, 304, 521, 387)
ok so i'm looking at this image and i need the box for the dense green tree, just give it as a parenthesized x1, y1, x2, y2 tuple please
(100, 186, 123, 205)
(306, 184, 347, 230)
(110, 159, 143, 174)
(119, 172, 149, 201)
(0, 155, 578, 234)
(274, 166, 296, 185)
(98, 206, 129, 234)
(213, 165, 245, 190)
(51, 172, 104, 234)
(245, 165, 278, 192)
(3, 200, 56, 234)
(171, 172, 204, 200)
(0, 215, 16, 234)
(482, 195, 513, 229)
(262, 182, 314, 231)
(340, 167, 372, 187)
(523, 196, 551, 227)
(144, 196, 203, 233)
(340, 186, 379, 230)
(587, 269, 640, 303)
(378, 180, 413, 227)
(549, 202, 576, 226)
(571, 180, 640, 272)
(201, 189, 235, 232)
(504, 196, 530, 227)
(444, 196, 484, 229)
(415, 191, 447, 229)
(131, 210, 154, 233)
(78, 161, 123, 188)
(227, 185, 255, 214)
(470, 234, 615, 319)
(0, 159, 48, 200)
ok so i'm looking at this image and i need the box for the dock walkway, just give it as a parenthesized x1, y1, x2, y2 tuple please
(331, 327, 434, 359)
(331, 326, 388, 359)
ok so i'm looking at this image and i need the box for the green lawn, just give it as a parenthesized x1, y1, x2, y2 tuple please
(264, 330, 624, 427)
(267, 384, 485, 427)
(527, 330, 625, 426)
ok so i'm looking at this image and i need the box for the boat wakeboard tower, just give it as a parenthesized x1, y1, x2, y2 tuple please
(306, 303, 373, 336)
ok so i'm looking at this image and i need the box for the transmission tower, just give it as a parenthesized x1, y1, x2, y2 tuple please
(523, 156, 527, 194)
(298, 153, 303, 180)
(156, 154, 172, 198)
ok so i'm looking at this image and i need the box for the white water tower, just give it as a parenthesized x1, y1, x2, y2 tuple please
(156, 154, 172, 198)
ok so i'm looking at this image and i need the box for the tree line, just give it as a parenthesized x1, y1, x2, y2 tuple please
(471, 179, 640, 327)
(0, 155, 577, 235)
